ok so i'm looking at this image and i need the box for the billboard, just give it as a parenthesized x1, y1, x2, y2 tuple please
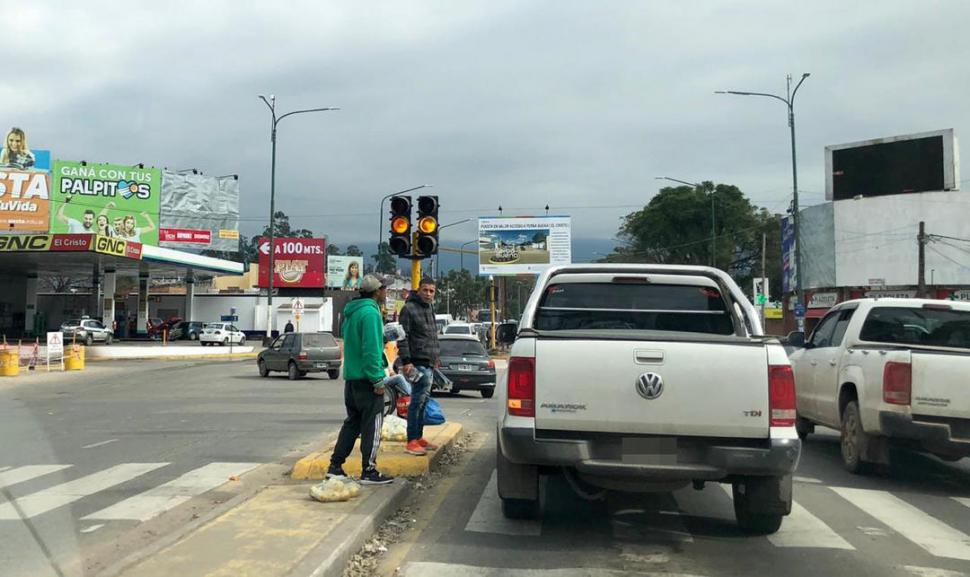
(825, 129, 959, 201)
(257, 237, 326, 288)
(781, 216, 795, 294)
(478, 216, 571, 275)
(326, 255, 364, 290)
(0, 169, 51, 232)
(1, 127, 50, 171)
(51, 160, 161, 245)
(159, 171, 240, 251)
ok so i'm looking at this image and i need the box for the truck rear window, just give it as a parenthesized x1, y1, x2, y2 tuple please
(303, 333, 337, 348)
(860, 306, 970, 349)
(534, 282, 733, 335)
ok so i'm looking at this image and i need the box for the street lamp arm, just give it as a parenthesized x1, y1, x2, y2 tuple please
(258, 95, 274, 114)
(655, 176, 701, 188)
(790, 73, 810, 106)
(715, 90, 789, 106)
(439, 218, 472, 231)
(276, 107, 340, 124)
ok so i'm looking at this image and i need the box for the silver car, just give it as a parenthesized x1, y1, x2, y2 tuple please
(61, 318, 113, 346)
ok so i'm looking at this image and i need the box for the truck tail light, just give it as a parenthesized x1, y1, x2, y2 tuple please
(883, 361, 911, 405)
(487, 359, 495, 369)
(768, 365, 796, 427)
(507, 357, 535, 417)
(297, 351, 308, 361)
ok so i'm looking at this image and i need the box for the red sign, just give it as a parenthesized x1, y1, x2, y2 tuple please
(50, 234, 93, 252)
(125, 241, 143, 260)
(159, 228, 212, 245)
(257, 237, 326, 288)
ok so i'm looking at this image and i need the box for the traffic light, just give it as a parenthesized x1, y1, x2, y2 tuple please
(388, 195, 411, 257)
(415, 195, 439, 256)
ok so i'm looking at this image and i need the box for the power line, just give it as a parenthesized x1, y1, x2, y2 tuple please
(928, 245, 970, 270)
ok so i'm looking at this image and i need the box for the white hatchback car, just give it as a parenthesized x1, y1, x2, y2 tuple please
(199, 323, 246, 346)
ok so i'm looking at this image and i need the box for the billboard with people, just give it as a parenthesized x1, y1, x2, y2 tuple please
(50, 160, 161, 245)
(326, 255, 364, 290)
(0, 126, 52, 232)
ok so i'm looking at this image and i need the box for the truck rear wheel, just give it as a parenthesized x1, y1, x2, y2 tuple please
(497, 436, 539, 520)
(840, 400, 870, 474)
(732, 475, 791, 535)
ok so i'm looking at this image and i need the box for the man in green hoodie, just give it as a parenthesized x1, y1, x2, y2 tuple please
(326, 274, 394, 485)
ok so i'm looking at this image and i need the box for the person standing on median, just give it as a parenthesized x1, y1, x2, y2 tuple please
(398, 277, 441, 456)
(326, 274, 394, 485)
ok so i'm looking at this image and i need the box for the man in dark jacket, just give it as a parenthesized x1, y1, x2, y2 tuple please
(398, 277, 440, 456)
(325, 275, 394, 485)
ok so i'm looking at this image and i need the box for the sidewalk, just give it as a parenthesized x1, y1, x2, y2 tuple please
(108, 422, 464, 577)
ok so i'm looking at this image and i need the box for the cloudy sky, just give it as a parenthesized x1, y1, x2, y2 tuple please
(7, 1, 970, 261)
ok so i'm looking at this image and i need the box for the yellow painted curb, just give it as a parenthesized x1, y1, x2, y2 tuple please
(291, 422, 463, 480)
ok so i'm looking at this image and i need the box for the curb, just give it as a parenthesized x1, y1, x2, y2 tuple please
(294, 480, 413, 577)
(291, 422, 464, 480)
(87, 352, 259, 362)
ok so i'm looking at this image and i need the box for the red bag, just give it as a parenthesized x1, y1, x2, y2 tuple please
(396, 395, 411, 418)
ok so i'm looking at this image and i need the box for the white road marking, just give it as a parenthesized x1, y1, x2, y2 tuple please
(82, 439, 118, 449)
(400, 562, 708, 576)
(0, 465, 72, 490)
(793, 476, 822, 484)
(832, 487, 970, 561)
(464, 470, 540, 536)
(0, 463, 168, 520)
(79, 523, 105, 534)
(718, 484, 853, 549)
(954, 497, 970, 509)
(82, 462, 259, 521)
(904, 566, 969, 577)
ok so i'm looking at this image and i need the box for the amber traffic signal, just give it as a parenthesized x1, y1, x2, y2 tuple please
(415, 195, 439, 256)
(388, 195, 412, 257)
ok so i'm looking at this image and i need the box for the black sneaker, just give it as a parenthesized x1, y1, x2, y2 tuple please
(359, 469, 394, 485)
(325, 466, 347, 480)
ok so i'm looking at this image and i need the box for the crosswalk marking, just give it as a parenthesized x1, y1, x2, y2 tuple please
(464, 470, 541, 536)
(717, 484, 854, 550)
(832, 487, 970, 561)
(82, 462, 260, 521)
(0, 463, 168, 520)
(0, 465, 73, 490)
(955, 497, 970, 509)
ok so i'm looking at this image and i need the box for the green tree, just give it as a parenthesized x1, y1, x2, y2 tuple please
(345, 244, 363, 257)
(602, 182, 782, 296)
(437, 269, 491, 319)
(326, 244, 341, 256)
(371, 242, 397, 274)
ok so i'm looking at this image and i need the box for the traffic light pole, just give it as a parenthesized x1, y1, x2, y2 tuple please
(411, 232, 421, 291)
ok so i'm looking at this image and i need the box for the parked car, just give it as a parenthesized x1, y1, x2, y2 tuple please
(443, 322, 476, 336)
(788, 298, 970, 472)
(169, 321, 206, 341)
(257, 332, 342, 380)
(496, 264, 800, 533)
(199, 322, 246, 346)
(60, 318, 113, 346)
(437, 334, 495, 398)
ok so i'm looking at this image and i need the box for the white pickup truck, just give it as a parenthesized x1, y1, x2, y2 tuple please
(789, 298, 970, 472)
(496, 264, 801, 534)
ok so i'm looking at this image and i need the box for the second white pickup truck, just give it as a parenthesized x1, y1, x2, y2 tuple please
(789, 298, 970, 472)
(496, 264, 801, 534)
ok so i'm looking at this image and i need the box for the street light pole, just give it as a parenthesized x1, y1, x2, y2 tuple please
(716, 72, 810, 331)
(435, 218, 473, 280)
(259, 95, 338, 339)
(459, 239, 477, 273)
(655, 176, 715, 267)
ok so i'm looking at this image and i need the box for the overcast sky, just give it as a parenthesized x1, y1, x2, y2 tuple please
(7, 1, 970, 254)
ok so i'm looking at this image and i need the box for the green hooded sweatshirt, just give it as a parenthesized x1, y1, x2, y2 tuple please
(341, 297, 386, 390)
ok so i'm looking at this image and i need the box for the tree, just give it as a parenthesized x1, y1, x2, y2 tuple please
(326, 244, 341, 256)
(345, 244, 363, 257)
(371, 242, 397, 274)
(601, 182, 783, 296)
(437, 269, 491, 319)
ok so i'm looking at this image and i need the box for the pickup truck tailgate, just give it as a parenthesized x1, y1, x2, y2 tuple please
(534, 339, 770, 438)
(911, 352, 970, 419)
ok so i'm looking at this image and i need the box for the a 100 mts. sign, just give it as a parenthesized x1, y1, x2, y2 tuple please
(257, 237, 326, 288)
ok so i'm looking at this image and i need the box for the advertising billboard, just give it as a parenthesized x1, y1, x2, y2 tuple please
(781, 215, 795, 294)
(257, 237, 326, 288)
(478, 216, 571, 275)
(51, 160, 161, 245)
(0, 127, 50, 171)
(326, 255, 364, 290)
(159, 171, 240, 251)
(0, 169, 51, 232)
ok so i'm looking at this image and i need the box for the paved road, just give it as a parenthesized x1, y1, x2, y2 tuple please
(0, 358, 345, 577)
(381, 384, 970, 577)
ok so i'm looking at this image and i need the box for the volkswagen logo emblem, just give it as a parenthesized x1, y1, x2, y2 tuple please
(636, 372, 664, 400)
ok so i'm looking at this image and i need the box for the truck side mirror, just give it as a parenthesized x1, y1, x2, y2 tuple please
(786, 331, 806, 348)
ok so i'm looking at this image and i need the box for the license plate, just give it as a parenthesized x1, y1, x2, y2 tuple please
(454, 364, 474, 371)
(621, 437, 677, 465)
(315, 363, 327, 369)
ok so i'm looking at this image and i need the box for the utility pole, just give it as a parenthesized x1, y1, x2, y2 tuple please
(917, 221, 927, 298)
(761, 232, 767, 326)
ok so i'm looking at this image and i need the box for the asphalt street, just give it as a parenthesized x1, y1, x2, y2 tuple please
(379, 383, 970, 577)
(0, 358, 347, 577)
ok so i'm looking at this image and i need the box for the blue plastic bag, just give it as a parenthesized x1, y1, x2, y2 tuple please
(425, 397, 446, 425)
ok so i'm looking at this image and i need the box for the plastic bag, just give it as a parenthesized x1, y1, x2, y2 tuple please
(396, 395, 411, 419)
(425, 397, 446, 425)
(309, 477, 361, 503)
(381, 414, 408, 442)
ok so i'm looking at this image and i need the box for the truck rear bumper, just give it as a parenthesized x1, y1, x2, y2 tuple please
(879, 412, 970, 457)
(499, 426, 801, 480)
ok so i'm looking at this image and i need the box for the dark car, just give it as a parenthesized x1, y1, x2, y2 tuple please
(257, 332, 342, 380)
(437, 334, 495, 398)
(169, 321, 206, 341)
